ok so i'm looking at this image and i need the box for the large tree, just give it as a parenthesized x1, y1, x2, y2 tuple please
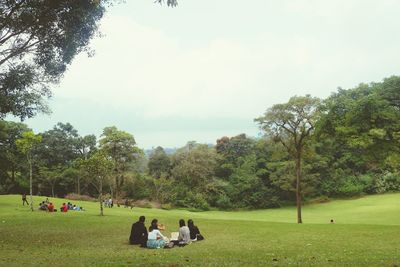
(79, 151, 113, 216)
(99, 126, 140, 199)
(255, 95, 321, 223)
(148, 146, 171, 179)
(0, 0, 176, 119)
(0, 121, 29, 192)
(15, 130, 42, 211)
(0, 0, 115, 119)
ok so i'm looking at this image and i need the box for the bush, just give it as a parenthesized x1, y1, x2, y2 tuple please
(161, 203, 173, 210)
(374, 172, 400, 193)
(215, 194, 233, 209)
(337, 176, 364, 197)
(307, 195, 330, 204)
(64, 193, 96, 202)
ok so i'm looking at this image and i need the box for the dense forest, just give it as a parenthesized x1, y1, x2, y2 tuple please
(1, 76, 399, 210)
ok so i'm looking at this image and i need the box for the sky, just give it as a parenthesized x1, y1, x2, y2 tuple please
(16, 0, 400, 149)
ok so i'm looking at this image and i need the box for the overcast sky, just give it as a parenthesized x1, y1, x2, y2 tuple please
(19, 0, 400, 149)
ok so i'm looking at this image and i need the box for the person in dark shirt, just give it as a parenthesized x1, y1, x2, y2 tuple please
(188, 219, 204, 241)
(22, 194, 29, 206)
(129, 216, 148, 247)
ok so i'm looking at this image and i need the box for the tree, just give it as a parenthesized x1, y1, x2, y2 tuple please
(15, 131, 42, 211)
(99, 126, 140, 199)
(39, 165, 63, 198)
(36, 122, 79, 167)
(0, 1, 115, 119)
(148, 146, 171, 179)
(0, 120, 29, 192)
(255, 95, 321, 223)
(79, 151, 113, 216)
(74, 134, 96, 195)
(0, 0, 177, 119)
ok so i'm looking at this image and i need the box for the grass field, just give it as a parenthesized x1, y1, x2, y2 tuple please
(0, 194, 399, 266)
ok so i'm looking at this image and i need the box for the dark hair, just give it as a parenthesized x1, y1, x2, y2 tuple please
(188, 219, 194, 228)
(179, 219, 185, 228)
(149, 219, 158, 232)
(139, 216, 145, 223)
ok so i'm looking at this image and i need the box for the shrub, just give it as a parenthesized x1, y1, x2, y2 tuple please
(215, 194, 233, 210)
(64, 193, 96, 202)
(337, 176, 364, 197)
(161, 203, 173, 210)
(374, 172, 400, 193)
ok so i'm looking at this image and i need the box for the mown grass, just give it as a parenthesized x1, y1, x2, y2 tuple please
(0, 194, 399, 266)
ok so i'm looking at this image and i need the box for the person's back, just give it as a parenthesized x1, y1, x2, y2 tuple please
(188, 219, 203, 241)
(48, 203, 54, 212)
(179, 226, 190, 244)
(129, 216, 148, 247)
(178, 219, 191, 245)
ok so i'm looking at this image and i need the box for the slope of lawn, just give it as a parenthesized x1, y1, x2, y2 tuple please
(0, 194, 399, 266)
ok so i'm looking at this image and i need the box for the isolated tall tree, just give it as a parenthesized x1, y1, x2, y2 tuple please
(79, 151, 113, 216)
(99, 126, 140, 199)
(15, 131, 42, 211)
(255, 95, 321, 223)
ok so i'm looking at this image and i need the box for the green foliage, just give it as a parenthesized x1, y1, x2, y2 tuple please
(99, 126, 141, 198)
(0, 1, 118, 119)
(2, 75, 400, 212)
(148, 146, 171, 178)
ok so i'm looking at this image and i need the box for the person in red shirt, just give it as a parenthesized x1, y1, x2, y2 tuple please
(61, 203, 68, 212)
(47, 202, 54, 212)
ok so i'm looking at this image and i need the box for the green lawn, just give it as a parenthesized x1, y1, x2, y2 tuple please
(0, 194, 399, 266)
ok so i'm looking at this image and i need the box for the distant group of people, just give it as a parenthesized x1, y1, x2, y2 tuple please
(39, 199, 55, 211)
(60, 202, 85, 212)
(103, 198, 114, 208)
(129, 216, 204, 249)
(20, 194, 85, 213)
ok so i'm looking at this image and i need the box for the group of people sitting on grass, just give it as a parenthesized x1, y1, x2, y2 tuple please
(60, 202, 85, 212)
(36, 198, 84, 212)
(129, 216, 204, 249)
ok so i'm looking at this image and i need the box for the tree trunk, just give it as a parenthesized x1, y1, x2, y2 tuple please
(51, 183, 55, 198)
(296, 149, 302, 224)
(99, 180, 103, 216)
(28, 155, 33, 212)
(77, 176, 80, 195)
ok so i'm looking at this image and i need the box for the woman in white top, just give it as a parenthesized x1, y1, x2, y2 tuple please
(146, 219, 167, 249)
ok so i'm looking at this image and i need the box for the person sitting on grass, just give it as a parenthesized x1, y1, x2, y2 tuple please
(38, 201, 48, 211)
(47, 202, 54, 212)
(60, 203, 68, 212)
(146, 219, 168, 249)
(129, 216, 148, 247)
(176, 219, 191, 246)
(188, 219, 204, 241)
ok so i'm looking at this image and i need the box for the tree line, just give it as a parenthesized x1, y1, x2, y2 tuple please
(1, 76, 399, 217)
